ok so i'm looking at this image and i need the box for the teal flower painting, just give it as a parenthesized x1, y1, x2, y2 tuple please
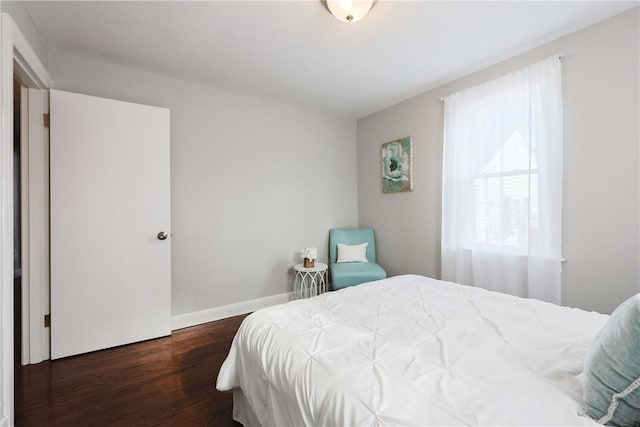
(381, 137, 413, 193)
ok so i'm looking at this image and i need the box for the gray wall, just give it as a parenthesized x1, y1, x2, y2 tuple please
(357, 8, 639, 314)
(49, 49, 358, 316)
(1, 1, 48, 68)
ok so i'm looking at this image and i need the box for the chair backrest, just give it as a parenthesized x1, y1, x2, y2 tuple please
(329, 228, 377, 264)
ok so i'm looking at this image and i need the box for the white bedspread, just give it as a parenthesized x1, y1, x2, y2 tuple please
(217, 275, 607, 426)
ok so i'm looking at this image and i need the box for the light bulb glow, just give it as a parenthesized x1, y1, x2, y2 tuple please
(323, 0, 375, 24)
(339, 0, 353, 11)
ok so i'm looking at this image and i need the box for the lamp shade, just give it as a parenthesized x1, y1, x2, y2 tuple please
(323, 0, 375, 23)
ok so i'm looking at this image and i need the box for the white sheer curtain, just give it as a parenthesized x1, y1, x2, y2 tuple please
(441, 55, 563, 304)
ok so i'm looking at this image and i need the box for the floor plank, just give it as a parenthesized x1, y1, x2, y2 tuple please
(15, 314, 248, 426)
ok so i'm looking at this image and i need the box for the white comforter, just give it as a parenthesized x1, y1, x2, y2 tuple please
(217, 275, 607, 426)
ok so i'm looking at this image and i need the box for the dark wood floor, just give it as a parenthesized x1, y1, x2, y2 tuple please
(15, 314, 249, 426)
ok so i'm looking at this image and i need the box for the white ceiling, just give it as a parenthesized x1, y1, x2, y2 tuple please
(21, 1, 638, 118)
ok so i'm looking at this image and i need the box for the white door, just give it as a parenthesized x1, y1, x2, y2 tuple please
(50, 90, 171, 359)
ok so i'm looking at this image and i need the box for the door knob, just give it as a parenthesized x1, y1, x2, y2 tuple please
(157, 231, 168, 241)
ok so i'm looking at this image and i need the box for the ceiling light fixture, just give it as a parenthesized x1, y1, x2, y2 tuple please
(322, 0, 376, 23)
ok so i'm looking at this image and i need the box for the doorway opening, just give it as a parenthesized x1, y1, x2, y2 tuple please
(12, 70, 51, 369)
(13, 78, 23, 369)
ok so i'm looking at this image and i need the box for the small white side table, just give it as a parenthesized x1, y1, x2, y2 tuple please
(293, 262, 328, 299)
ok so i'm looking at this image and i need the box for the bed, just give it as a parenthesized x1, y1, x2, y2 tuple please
(216, 275, 607, 426)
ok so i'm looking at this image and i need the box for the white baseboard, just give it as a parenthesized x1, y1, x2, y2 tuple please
(171, 292, 293, 331)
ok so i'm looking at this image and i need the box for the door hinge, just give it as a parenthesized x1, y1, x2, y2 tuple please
(44, 314, 51, 328)
(43, 113, 50, 128)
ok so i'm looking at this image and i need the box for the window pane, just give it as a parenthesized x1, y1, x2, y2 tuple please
(473, 173, 538, 249)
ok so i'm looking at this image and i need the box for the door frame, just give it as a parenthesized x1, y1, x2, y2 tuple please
(19, 85, 50, 365)
(1, 12, 50, 426)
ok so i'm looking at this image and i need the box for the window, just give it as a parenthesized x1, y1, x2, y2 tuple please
(472, 129, 538, 251)
(441, 56, 563, 304)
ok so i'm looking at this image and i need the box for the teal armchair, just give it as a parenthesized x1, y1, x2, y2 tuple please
(329, 228, 387, 290)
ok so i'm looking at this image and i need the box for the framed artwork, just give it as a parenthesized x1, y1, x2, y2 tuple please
(381, 136, 413, 193)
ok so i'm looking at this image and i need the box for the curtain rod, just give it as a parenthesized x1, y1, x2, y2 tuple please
(439, 53, 566, 102)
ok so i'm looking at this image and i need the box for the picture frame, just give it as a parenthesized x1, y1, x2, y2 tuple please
(381, 136, 413, 193)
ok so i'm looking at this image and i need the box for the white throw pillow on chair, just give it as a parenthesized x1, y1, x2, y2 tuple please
(337, 243, 369, 263)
